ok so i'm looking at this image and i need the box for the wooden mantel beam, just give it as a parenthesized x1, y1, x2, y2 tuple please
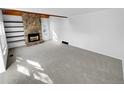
(2, 9, 68, 18)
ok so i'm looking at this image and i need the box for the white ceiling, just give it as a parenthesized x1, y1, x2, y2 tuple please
(14, 8, 107, 17)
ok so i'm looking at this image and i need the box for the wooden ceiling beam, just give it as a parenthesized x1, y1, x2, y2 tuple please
(2, 9, 68, 18)
(2, 10, 22, 16)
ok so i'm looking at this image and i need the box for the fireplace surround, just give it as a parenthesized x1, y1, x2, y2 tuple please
(22, 12, 44, 46)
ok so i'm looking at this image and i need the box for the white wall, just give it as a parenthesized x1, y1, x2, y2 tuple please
(0, 10, 8, 73)
(49, 17, 66, 41)
(50, 9, 124, 77)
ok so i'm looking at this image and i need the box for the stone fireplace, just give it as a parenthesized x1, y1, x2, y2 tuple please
(22, 12, 44, 46)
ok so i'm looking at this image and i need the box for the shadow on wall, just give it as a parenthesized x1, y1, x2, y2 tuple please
(15, 57, 53, 84)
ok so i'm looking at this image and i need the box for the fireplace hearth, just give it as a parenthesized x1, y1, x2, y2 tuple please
(28, 33, 40, 42)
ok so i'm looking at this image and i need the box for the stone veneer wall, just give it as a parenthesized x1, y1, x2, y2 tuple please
(22, 12, 44, 46)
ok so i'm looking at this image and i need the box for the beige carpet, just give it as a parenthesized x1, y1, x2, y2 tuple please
(0, 41, 123, 84)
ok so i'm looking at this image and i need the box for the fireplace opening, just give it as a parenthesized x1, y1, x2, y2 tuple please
(28, 33, 40, 42)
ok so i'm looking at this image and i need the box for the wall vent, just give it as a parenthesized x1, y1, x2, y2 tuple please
(62, 41, 69, 45)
